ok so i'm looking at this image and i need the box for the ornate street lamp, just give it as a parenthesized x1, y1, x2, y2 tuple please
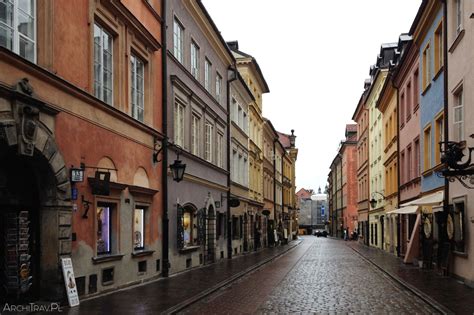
(169, 151, 186, 182)
(289, 129, 296, 148)
(438, 139, 474, 189)
(370, 191, 386, 209)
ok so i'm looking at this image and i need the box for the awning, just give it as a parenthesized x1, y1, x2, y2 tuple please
(400, 191, 444, 207)
(387, 205, 419, 214)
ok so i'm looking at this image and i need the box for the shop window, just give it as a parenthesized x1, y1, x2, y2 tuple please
(0, 0, 36, 62)
(76, 276, 85, 296)
(186, 258, 192, 268)
(133, 208, 145, 250)
(178, 205, 199, 249)
(156, 259, 160, 272)
(453, 200, 465, 253)
(97, 204, 115, 255)
(216, 212, 223, 239)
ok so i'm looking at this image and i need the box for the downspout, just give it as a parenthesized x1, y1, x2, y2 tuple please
(442, 0, 449, 257)
(161, 0, 170, 277)
(394, 77, 401, 257)
(227, 66, 237, 259)
(273, 138, 277, 239)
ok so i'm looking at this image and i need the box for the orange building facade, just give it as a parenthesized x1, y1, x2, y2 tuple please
(0, 0, 163, 302)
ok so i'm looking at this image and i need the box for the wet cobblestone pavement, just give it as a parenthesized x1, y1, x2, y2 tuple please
(183, 237, 439, 314)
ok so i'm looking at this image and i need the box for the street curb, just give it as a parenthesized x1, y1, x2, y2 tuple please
(161, 240, 303, 315)
(348, 244, 454, 315)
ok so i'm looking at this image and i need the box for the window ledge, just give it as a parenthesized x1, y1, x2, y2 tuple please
(421, 83, 431, 96)
(453, 251, 468, 258)
(448, 29, 465, 53)
(92, 254, 125, 264)
(179, 245, 200, 254)
(132, 249, 155, 258)
(433, 66, 444, 81)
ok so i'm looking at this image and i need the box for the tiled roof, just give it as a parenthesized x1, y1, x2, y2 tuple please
(278, 132, 291, 148)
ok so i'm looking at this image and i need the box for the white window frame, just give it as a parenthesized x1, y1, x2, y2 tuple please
(216, 73, 222, 103)
(173, 18, 184, 63)
(217, 132, 223, 168)
(191, 114, 200, 156)
(130, 54, 145, 122)
(205, 122, 213, 162)
(204, 58, 211, 91)
(0, 0, 36, 62)
(94, 23, 114, 105)
(453, 87, 464, 141)
(174, 101, 185, 147)
(191, 41, 199, 80)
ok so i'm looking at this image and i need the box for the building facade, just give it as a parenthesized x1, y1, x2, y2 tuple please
(230, 72, 253, 254)
(341, 125, 358, 236)
(0, 0, 164, 301)
(166, 0, 233, 273)
(229, 42, 269, 249)
(353, 86, 370, 244)
(446, 0, 474, 287)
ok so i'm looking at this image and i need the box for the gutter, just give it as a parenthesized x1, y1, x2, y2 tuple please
(442, 0, 449, 254)
(227, 66, 237, 259)
(161, 0, 170, 277)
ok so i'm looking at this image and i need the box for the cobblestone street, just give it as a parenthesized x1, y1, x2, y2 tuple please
(182, 237, 438, 314)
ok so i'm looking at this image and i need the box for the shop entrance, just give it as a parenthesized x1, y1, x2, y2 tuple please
(0, 145, 41, 303)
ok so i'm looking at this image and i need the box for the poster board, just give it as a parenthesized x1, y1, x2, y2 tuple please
(61, 258, 80, 307)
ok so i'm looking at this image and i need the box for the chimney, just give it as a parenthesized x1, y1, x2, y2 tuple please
(227, 41, 239, 51)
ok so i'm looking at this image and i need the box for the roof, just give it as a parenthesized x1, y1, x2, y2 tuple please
(346, 124, 357, 133)
(296, 188, 313, 199)
(227, 41, 270, 93)
(277, 132, 291, 149)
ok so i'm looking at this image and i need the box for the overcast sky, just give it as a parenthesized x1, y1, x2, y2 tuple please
(203, 0, 422, 192)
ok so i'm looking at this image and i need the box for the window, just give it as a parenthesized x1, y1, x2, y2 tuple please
(453, 199, 465, 253)
(174, 101, 184, 146)
(190, 41, 199, 80)
(243, 112, 248, 134)
(0, 0, 36, 62)
(94, 23, 113, 105)
(217, 132, 223, 168)
(400, 92, 405, 127)
(173, 18, 183, 63)
(455, 0, 462, 35)
(191, 114, 200, 156)
(130, 54, 144, 122)
(204, 58, 211, 91)
(413, 69, 419, 109)
(434, 21, 443, 74)
(453, 87, 464, 141)
(407, 146, 412, 181)
(205, 122, 213, 162)
(434, 113, 444, 165)
(216, 73, 222, 103)
(414, 139, 420, 177)
(406, 82, 412, 121)
(232, 150, 237, 182)
(422, 43, 431, 90)
(400, 151, 405, 184)
(97, 204, 114, 255)
(423, 126, 431, 171)
(133, 208, 145, 250)
(182, 208, 195, 247)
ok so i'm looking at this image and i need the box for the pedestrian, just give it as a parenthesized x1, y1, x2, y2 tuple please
(344, 228, 349, 241)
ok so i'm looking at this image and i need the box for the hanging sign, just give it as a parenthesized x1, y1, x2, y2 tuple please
(61, 258, 80, 307)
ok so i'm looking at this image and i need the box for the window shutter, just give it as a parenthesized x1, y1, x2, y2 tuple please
(177, 205, 184, 249)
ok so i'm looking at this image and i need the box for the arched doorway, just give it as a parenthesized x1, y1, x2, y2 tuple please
(206, 205, 216, 263)
(0, 143, 67, 303)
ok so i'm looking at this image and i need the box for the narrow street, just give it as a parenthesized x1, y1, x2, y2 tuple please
(182, 237, 438, 314)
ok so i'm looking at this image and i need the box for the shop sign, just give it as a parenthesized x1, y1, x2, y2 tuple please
(61, 258, 80, 307)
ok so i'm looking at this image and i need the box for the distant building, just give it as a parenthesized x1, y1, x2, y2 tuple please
(298, 187, 327, 234)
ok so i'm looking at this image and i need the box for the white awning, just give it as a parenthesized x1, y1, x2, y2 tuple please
(400, 191, 444, 207)
(387, 205, 419, 214)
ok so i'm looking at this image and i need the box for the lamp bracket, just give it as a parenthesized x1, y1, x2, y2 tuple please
(438, 140, 474, 189)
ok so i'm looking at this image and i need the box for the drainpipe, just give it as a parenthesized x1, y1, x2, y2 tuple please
(227, 66, 237, 259)
(441, 0, 449, 261)
(394, 77, 401, 257)
(273, 138, 277, 241)
(161, 0, 170, 277)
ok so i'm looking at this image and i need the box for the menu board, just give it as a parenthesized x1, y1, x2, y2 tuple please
(61, 258, 80, 307)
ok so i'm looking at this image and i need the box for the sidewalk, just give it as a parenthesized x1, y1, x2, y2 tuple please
(66, 240, 302, 315)
(348, 242, 474, 315)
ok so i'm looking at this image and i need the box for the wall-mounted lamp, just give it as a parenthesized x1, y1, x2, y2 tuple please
(438, 139, 474, 189)
(370, 191, 386, 209)
(170, 150, 186, 182)
(153, 137, 163, 163)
